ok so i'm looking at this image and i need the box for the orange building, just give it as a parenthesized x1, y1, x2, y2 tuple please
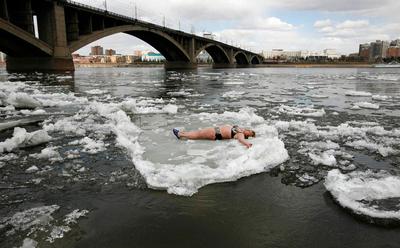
(387, 47, 400, 58)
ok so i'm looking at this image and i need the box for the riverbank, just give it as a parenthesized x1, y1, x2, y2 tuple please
(259, 63, 372, 68)
(76, 62, 373, 69)
(0, 62, 375, 70)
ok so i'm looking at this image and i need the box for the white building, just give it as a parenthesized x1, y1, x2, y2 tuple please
(262, 49, 340, 60)
(323, 49, 341, 59)
(141, 52, 165, 62)
(262, 49, 284, 59)
(197, 51, 212, 63)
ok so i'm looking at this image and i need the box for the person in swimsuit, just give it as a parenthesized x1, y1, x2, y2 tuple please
(172, 125, 255, 148)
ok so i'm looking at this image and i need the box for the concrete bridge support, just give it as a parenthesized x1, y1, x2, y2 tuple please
(6, 1, 74, 72)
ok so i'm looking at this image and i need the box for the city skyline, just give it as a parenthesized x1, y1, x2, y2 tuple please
(75, 0, 400, 55)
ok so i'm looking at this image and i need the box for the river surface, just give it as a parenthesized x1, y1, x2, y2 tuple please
(0, 67, 400, 248)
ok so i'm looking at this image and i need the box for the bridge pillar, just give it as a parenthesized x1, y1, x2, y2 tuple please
(66, 11, 79, 41)
(6, 2, 74, 72)
(164, 61, 197, 70)
(12, 0, 34, 34)
(212, 63, 236, 69)
(0, 0, 9, 20)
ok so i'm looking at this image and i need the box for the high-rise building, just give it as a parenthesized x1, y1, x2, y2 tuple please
(90, 45, 104, 56)
(359, 43, 370, 60)
(369, 40, 389, 61)
(390, 39, 400, 47)
(105, 49, 116, 56)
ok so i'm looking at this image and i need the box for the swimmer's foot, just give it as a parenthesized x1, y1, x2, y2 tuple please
(173, 128, 180, 139)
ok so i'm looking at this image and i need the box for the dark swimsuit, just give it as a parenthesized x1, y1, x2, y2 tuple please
(231, 125, 240, 138)
(214, 127, 223, 140)
(215, 125, 240, 140)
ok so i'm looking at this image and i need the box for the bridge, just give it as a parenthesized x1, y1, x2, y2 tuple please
(0, 0, 264, 72)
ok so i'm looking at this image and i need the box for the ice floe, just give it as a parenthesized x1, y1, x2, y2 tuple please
(0, 205, 60, 235)
(0, 205, 89, 245)
(119, 98, 178, 114)
(372, 95, 392, 101)
(30, 147, 63, 162)
(345, 91, 372, 97)
(222, 91, 246, 98)
(276, 105, 326, 117)
(92, 104, 289, 196)
(0, 127, 52, 153)
(325, 169, 400, 222)
(354, 102, 380, 110)
(20, 238, 38, 248)
(6, 92, 42, 109)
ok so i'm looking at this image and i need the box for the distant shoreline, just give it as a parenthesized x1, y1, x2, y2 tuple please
(75, 62, 373, 69)
(0, 62, 377, 69)
(257, 63, 373, 68)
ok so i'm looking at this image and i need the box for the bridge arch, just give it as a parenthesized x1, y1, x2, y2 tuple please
(234, 51, 250, 65)
(69, 25, 191, 62)
(195, 44, 231, 64)
(250, 55, 261, 65)
(0, 19, 53, 57)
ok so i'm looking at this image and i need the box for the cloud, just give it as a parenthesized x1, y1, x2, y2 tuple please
(314, 19, 332, 28)
(336, 20, 369, 29)
(239, 17, 294, 31)
(271, 0, 397, 12)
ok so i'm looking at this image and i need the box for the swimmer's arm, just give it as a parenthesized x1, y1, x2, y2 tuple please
(235, 133, 252, 149)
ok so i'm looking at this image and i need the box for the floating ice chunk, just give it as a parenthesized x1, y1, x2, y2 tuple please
(325, 169, 400, 222)
(139, 136, 289, 196)
(26, 166, 39, 173)
(119, 99, 178, 114)
(0, 127, 52, 153)
(85, 89, 107, 95)
(20, 109, 46, 115)
(64, 209, 89, 225)
(350, 105, 361, 110)
(222, 91, 246, 98)
(198, 107, 265, 125)
(372, 95, 392, 101)
(46, 225, 72, 243)
(277, 105, 326, 117)
(308, 150, 337, 167)
(20, 238, 38, 248)
(345, 90, 372, 97)
(162, 104, 178, 114)
(0, 205, 59, 235)
(223, 81, 244, 85)
(167, 90, 191, 97)
(6, 92, 42, 109)
(79, 137, 106, 154)
(346, 140, 397, 157)
(94, 103, 288, 196)
(264, 98, 289, 103)
(354, 102, 380, 110)
(297, 173, 319, 186)
(310, 94, 329, 98)
(30, 147, 63, 162)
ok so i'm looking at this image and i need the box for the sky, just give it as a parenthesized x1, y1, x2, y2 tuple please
(75, 0, 400, 56)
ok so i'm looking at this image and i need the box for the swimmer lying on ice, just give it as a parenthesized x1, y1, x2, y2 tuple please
(173, 125, 256, 149)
